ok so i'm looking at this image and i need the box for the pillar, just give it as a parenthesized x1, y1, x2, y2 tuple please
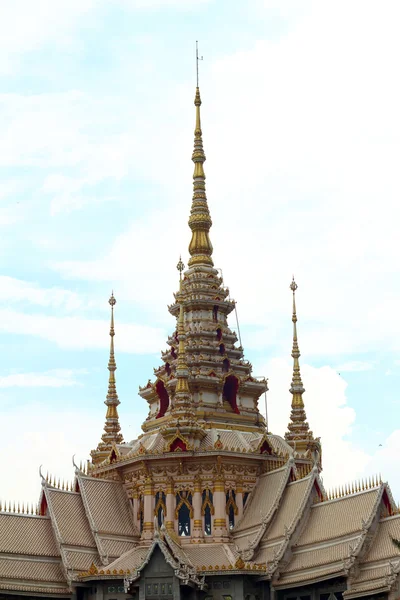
(164, 477, 175, 534)
(213, 475, 229, 542)
(132, 486, 140, 532)
(192, 477, 203, 540)
(141, 477, 154, 542)
(236, 479, 244, 521)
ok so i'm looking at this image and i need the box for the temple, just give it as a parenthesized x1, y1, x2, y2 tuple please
(0, 83, 399, 600)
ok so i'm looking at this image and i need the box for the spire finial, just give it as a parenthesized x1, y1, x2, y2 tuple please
(285, 278, 315, 453)
(188, 45, 213, 268)
(91, 293, 123, 465)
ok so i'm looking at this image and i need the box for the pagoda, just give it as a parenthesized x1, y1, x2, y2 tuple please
(0, 82, 399, 600)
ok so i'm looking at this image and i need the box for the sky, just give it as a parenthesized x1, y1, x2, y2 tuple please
(1, 0, 400, 506)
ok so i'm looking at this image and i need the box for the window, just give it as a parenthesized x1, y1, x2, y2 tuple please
(223, 374, 240, 413)
(202, 489, 214, 535)
(155, 380, 170, 419)
(226, 489, 238, 529)
(213, 305, 219, 322)
(154, 491, 166, 527)
(176, 491, 193, 536)
(138, 495, 144, 533)
(219, 343, 225, 355)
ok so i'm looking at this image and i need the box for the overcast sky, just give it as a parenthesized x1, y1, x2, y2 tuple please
(1, 0, 399, 506)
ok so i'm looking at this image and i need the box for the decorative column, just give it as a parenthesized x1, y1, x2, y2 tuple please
(141, 477, 154, 543)
(132, 485, 140, 531)
(164, 477, 175, 534)
(192, 476, 203, 540)
(213, 475, 228, 542)
(236, 479, 244, 522)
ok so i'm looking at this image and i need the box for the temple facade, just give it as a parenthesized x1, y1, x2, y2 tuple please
(0, 85, 399, 600)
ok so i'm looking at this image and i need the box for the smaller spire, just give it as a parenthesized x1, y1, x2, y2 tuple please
(91, 293, 123, 465)
(175, 260, 190, 398)
(285, 278, 314, 453)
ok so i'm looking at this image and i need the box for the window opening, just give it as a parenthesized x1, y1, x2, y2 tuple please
(226, 489, 238, 530)
(222, 358, 230, 372)
(223, 374, 240, 413)
(176, 491, 193, 536)
(138, 495, 144, 533)
(202, 489, 214, 536)
(216, 327, 222, 341)
(219, 343, 225, 355)
(213, 305, 219, 322)
(154, 491, 166, 527)
(155, 379, 170, 419)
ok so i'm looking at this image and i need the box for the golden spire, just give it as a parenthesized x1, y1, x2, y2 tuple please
(91, 293, 123, 464)
(289, 277, 305, 399)
(285, 278, 314, 452)
(188, 44, 213, 268)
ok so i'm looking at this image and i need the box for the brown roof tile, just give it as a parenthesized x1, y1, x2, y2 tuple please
(296, 489, 380, 546)
(64, 550, 101, 572)
(361, 515, 400, 563)
(234, 467, 288, 533)
(264, 477, 311, 542)
(0, 557, 65, 583)
(46, 488, 96, 548)
(285, 540, 355, 572)
(101, 538, 137, 558)
(78, 476, 137, 538)
(106, 546, 150, 572)
(0, 513, 59, 557)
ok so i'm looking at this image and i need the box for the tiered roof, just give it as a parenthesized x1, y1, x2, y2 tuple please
(1, 79, 399, 599)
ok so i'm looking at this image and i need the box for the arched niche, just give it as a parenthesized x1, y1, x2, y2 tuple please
(169, 437, 187, 452)
(223, 374, 240, 414)
(155, 380, 170, 419)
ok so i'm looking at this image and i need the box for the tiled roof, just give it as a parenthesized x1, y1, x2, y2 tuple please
(78, 475, 137, 537)
(276, 564, 342, 587)
(183, 543, 237, 569)
(0, 513, 60, 557)
(343, 515, 400, 598)
(0, 557, 65, 583)
(101, 538, 137, 558)
(106, 546, 150, 572)
(234, 467, 288, 534)
(264, 477, 311, 542)
(64, 550, 100, 572)
(296, 489, 380, 546)
(285, 540, 354, 572)
(360, 515, 400, 562)
(0, 582, 70, 595)
(46, 488, 96, 548)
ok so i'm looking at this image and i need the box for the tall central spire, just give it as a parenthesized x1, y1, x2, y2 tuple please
(188, 79, 214, 267)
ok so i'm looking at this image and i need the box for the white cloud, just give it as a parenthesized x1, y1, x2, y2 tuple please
(0, 369, 84, 388)
(334, 361, 376, 373)
(0, 308, 165, 353)
(0, 0, 95, 74)
(0, 276, 85, 311)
